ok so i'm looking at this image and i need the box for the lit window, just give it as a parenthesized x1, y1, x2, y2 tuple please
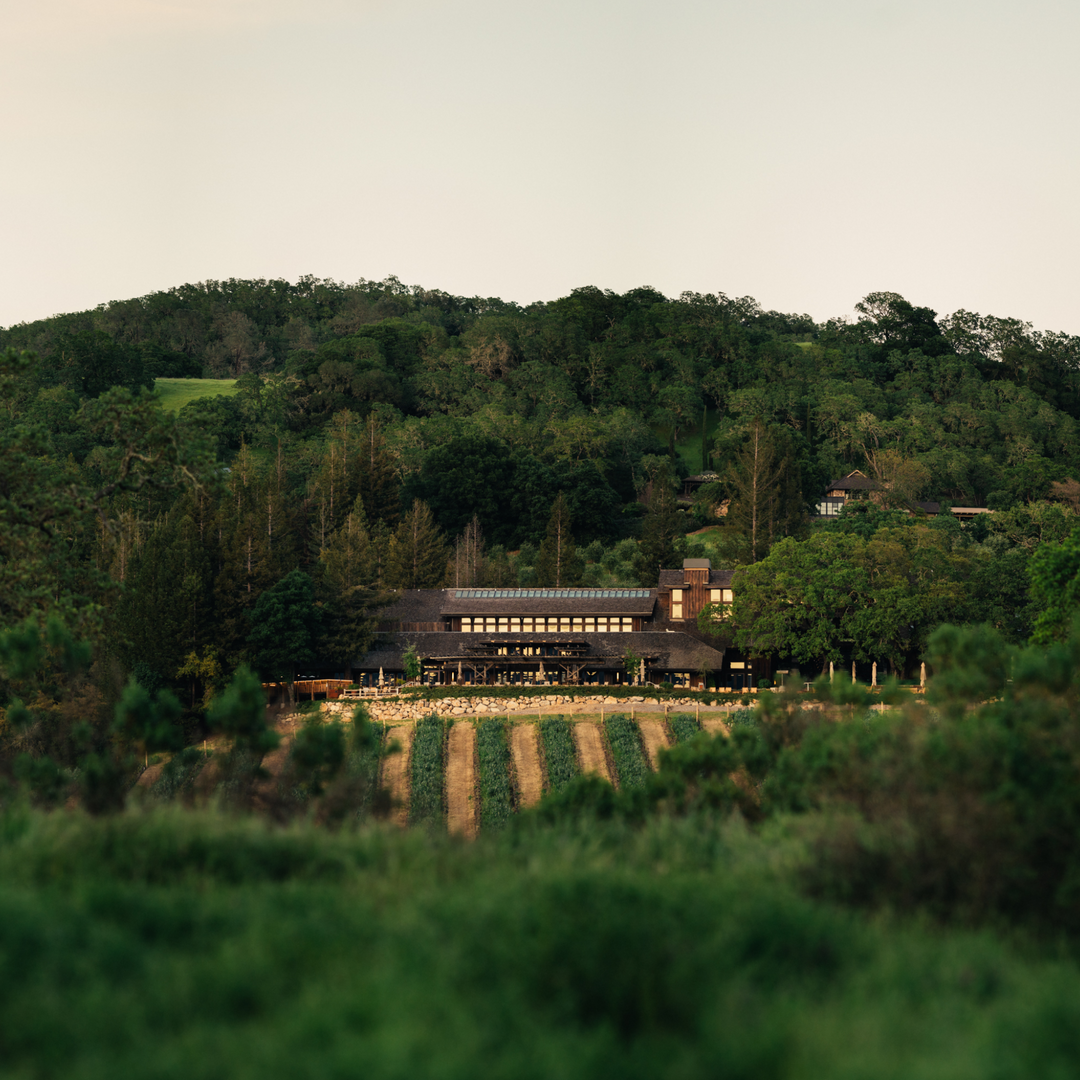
(722, 589, 733, 604)
(585, 618, 595, 631)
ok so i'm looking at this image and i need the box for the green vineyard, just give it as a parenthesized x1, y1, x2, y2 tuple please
(382, 712, 712, 832)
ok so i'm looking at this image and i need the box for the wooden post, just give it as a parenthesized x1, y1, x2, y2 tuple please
(696, 700, 700, 722)
(872, 662, 877, 687)
(830, 661, 834, 683)
(920, 662, 926, 689)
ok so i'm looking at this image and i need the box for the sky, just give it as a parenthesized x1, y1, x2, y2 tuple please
(3, 0, 1079, 333)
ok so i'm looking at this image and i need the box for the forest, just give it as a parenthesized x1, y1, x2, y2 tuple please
(3, 275, 1080, 697)
(5, 277, 1080, 1077)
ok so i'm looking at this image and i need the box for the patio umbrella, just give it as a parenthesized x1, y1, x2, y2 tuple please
(639, 658, 645, 685)
(538, 661, 546, 683)
(378, 667, 384, 687)
(457, 660, 462, 683)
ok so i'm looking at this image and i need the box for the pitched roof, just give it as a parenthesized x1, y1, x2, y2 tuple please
(657, 569, 734, 589)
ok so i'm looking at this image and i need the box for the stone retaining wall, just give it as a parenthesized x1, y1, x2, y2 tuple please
(322, 694, 713, 724)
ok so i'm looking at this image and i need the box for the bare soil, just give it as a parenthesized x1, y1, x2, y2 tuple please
(380, 723, 415, 826)
(446, 722, 478, 839)
(509, 724, 544, 808)
(636, 719, 671, 769)
(135, 764, 164, 789)
(572, 722, 613, 783)
(701, 717, 731, 737)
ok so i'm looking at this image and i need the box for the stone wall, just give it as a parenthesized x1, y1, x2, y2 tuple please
(322, 694, 710, 724)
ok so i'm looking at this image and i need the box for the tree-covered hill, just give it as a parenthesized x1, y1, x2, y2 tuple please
(4, 277, 1080, 729)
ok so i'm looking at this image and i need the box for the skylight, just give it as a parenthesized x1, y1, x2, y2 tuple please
(453, 589, 652, 599)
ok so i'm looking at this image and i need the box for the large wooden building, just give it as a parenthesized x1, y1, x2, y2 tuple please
(351, 559, 763, 690)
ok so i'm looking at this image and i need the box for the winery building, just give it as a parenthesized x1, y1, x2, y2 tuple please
(351, 559, 765, 690)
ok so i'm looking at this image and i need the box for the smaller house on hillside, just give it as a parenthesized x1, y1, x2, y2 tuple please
(816, 470, 986, 523)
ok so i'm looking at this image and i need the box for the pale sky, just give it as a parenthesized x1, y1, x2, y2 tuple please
(3, 0, 1078, 334)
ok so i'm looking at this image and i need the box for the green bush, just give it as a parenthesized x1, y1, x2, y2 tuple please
(3, 807, 1079, 1078)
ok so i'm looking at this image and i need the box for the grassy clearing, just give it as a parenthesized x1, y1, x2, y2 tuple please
(155, 377, 238, 411)
(540, 715, 578, 791)
(476, 718, 514, 829)
(604, 714, 651, 789)
(408, 714, 446, 826)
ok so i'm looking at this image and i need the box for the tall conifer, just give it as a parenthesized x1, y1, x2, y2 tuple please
(535, 494, 582, 587)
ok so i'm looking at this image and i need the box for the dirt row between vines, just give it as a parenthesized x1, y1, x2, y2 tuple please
(509, 724, 544, 808)
(636, 718, 671, 768)
(445, 722, 478, 838)
(381, 725, 415, 827)
(572, 722, 613, 784)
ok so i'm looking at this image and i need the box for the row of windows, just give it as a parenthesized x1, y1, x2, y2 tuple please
(460, 617, 635, 633)
(670, 587, 733, 620)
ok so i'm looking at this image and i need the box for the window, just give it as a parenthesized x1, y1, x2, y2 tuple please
(461, 617, 472, 631)
(585, 617, 595, 631)
(622, 618, 632, 631)
(498, 618, 509, 632)
(722, 589, 733, 604)
(510, 618, 521, 632)
(671, 587, 684, 620)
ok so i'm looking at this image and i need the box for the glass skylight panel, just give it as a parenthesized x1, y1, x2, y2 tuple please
(453, 588, 653, 599)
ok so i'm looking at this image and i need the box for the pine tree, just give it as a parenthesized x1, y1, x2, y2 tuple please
(725, 419, 804, 562)
(358, 413, 400, 530)
(316, 494, 395, 663)
(633, 471, 681, 585)
(385, 499, 448, 590)
(448, 515, 486, 587)
(535, 493, 583, 587)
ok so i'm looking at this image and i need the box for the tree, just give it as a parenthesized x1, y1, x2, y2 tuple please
(403, 435, 516, 545)
(535, 493, 583, 586)
(317, 496, 390, 665)
(725, 419, 804, 562)
(448, 515, 487, 587)
(385, 500, 448, 590)
(246, 569, 324, 697)
(634, 466, 681, 585)
(1029, 527, 1080, 645)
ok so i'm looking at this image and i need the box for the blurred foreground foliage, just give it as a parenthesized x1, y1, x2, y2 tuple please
(3, 622, 1080, 1075)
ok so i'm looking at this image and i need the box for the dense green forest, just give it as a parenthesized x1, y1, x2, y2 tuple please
(4, 275, 1080, 757)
